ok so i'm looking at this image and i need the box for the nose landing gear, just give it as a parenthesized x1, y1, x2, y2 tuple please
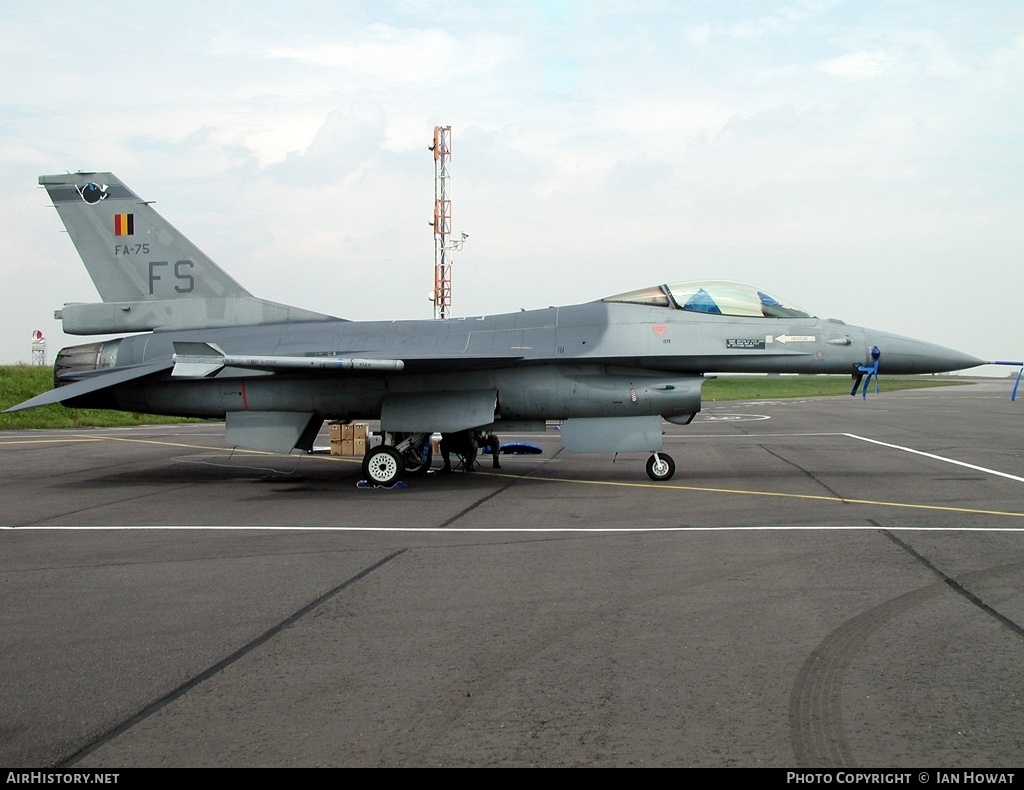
(646, 452, 675, 481)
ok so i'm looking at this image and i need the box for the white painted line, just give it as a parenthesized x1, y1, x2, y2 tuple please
(2, 525, 1023, 533)
(669, 432, 1024, 485)
(844, 433, 1024, 484)
(666, 432, 844, 439)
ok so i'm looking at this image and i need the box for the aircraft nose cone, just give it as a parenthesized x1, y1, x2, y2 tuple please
(867, 330, 984, 374)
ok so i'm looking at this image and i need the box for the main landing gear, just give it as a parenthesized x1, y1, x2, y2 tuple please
(361, 432, 431, 486)
(646, 452, 675, 481)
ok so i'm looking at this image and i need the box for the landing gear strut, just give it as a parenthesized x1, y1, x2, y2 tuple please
(400, 441, 432, 476)
(646, 452, 675, 481)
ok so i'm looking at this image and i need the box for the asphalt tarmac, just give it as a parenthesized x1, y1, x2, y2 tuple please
(1, 380, 1022, 768)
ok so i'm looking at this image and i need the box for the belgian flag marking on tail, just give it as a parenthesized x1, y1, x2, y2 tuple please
(114, 214, 134, 236)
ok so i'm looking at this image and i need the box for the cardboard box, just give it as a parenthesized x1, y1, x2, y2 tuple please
(329, 422, 367, 455)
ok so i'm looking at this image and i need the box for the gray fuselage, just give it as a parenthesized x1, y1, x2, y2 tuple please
(63, 299, 979, 425)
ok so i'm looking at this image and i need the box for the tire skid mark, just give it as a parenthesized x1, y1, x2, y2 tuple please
(57, 549, 407, 768)
(789, 537, 1024, 767)
(789, 581, 938, 767)
(760, 445, 846, 500)
(440, 447, 565, 528)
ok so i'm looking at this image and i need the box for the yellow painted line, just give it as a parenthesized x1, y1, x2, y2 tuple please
(480, 470, 1024, 519)
(73, 434, 364, 464)
(83, 434, 274, 453)
(5, 433, 1020, 519)
(1, 432, 362, 464)
(0, 438, 103, 445)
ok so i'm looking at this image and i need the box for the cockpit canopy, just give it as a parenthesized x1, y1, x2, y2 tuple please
(603, 280, 811, 319)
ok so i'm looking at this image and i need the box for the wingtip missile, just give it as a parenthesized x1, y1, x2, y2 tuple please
(170, 342, 405, 377)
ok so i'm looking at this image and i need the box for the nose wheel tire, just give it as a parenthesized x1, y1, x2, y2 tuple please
(362, 446, 404, 486)
(646, 453, 675, 481)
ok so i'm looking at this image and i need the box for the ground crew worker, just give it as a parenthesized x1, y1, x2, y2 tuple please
(440, 430, 477, 472)
(476, 430, 501, 469)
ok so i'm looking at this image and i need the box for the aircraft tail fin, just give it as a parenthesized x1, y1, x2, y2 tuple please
(39, 172, 250, 303)
(39, 172, 338, 333)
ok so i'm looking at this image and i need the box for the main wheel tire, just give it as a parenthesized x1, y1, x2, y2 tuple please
(646, 453, 675, 481)
(362, 446, 404, 485)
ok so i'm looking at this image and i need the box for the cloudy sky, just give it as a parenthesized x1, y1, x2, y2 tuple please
(2, 1, 1021, 375)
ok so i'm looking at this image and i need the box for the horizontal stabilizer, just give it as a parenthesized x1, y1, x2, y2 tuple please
(57, 298, 340, 335)
(171, 342, 405, 377)
(4, 361, 172, 413)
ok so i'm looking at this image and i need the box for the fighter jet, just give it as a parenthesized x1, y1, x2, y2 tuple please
(7, 172, 983, 483)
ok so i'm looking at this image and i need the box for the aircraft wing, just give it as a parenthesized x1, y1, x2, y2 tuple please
(4, 360, 173, 413)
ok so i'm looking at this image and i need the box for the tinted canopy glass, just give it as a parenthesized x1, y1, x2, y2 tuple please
(604, 281, 810, 319)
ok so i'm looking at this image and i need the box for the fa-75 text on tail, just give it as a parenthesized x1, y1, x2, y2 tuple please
(8, 172, 983, 483)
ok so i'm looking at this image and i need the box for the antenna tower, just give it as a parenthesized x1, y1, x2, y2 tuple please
(431, 126, 453, 319)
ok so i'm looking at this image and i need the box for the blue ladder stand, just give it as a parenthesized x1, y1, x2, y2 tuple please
(851, 346, 881, 399)
(992, 361, 1024, 401)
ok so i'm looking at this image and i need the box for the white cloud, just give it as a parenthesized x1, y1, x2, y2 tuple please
(267, 103, 389, 186)
(817, 49, 899, 79)
(268, 25, 516, 87)
(0, 1, 1022, 366)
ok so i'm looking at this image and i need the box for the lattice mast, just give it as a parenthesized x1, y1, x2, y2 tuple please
(31, 330, 46, 366)
(431, 126, 453, 319)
